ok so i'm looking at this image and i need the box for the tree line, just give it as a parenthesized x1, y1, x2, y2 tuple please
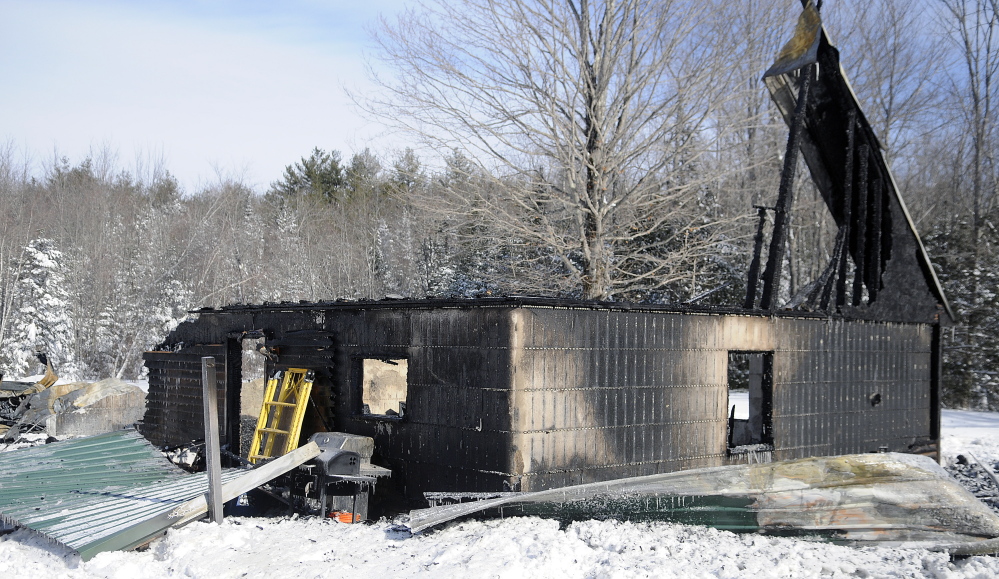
(0, 0, 996, 409)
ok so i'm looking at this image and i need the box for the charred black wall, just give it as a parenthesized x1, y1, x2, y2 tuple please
(320, 306, 515, 496)
(143, 344, 227, 448)
(140, 304, 518, 496)
(141, 299, 936, 502)
(506, 308, 933, 491)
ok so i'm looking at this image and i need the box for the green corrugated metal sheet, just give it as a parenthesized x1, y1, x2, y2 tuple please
(0, 429, 243, 559)
(0, 430, 185, 500)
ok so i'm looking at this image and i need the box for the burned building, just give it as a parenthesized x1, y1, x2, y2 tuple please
(140, 2, 952, 504)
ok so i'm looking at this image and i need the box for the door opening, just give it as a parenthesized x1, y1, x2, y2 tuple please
(727, 351, 773, 451)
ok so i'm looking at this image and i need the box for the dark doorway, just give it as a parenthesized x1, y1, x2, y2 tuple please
(727, 351, 773, 450)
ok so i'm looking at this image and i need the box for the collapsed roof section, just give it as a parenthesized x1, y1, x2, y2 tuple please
(749, 1, 952, 324)
(0, 430, 319, 560)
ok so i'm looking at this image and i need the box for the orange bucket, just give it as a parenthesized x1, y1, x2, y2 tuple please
(330, 511, 360, 523)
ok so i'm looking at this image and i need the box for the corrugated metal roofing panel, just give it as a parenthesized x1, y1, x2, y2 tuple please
(1, 430, 321, 560)
(0, 430, 185, 502)
(0, 430, 244, 559)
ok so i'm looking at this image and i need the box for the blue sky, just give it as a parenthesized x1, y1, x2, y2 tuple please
(0, 0, 412, 192)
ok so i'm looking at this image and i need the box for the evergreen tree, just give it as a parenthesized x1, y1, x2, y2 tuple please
(926, 220, 999, 409)
(1, 239, 80, 379)
(267, 148, 346, 204)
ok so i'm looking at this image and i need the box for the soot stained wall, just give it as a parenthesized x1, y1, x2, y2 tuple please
(141, 301, 935, 502)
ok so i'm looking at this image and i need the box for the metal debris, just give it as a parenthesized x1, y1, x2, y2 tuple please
(408, 453, 999, 555)
(0, 429, 320, 560)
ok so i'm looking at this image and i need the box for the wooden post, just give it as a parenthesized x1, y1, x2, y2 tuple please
(835, 110, 857, 309)
(760, 64, 814, 311)
(744, 206, 769, 309)
(202, 356, 224, 523)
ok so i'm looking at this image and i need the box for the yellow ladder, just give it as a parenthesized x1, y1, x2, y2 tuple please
(248, 368, 314, 464)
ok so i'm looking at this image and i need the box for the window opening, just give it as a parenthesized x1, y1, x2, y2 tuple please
(727, 351, 773, 450)
(361, 358, 408, 417)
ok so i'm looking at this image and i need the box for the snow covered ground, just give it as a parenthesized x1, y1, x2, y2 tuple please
(2, 410, 999, 578)
(941, 409, 999, 466)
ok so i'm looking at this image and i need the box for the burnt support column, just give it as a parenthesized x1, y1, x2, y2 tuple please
(225, 337, 243, 463)
(819, 228, 847, 310)
(867, 177, 883, 302)
(931, 322, 942, 463)
(761, 65, 814, 311)
(744, 206, 769, 309)
(852, 144, 869, 306)
(836, 110, 857, 309)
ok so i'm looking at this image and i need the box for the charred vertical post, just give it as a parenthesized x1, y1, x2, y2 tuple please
(867, 177, 883, 302)
(760, 353, 774, 446)
(744, 206, 770, 309)
(761, 65, 814, 311)
(224, 338, 242, 463)
(819, 229, 846, 310)
(880, 182, 893, 286)
(931, 322, 942, 463)
(202, 356, 224, 523)
(852, 145, 870, 306)
(836, 110, 857, 309)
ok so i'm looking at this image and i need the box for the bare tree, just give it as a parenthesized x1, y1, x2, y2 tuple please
(937, 0, 999, 254)
(826, 0, 943, 170)
(367, 0, 739, 301)
(927, 0, 999, 408)
(0, 142, 35, 359)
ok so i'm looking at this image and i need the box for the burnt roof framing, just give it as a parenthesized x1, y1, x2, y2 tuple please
(761, 1, 952, 322)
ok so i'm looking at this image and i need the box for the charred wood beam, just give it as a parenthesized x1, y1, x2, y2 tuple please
(225, 337, 242, 464)
(685, 281, 733, 305)
(835, 110, 857, 309)
(744, 205, 770, 309)
(852, 144, 870, 306)
(819, 227, 847, 310)
(761, 64, 814, 311)
(880, 183, 893, 293)
(760, 353, 774, 445)
(867, 177, 883, 302)
(784, 224, 845, 311)
(931, 322, 942, 460)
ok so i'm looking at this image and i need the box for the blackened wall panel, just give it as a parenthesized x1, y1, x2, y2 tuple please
(771, 318, 932, 460)
(141, 345, 227, 448)
(322, 307, 515, 497)
(144, 301, 935, 502)
(508, 308, 932, 491)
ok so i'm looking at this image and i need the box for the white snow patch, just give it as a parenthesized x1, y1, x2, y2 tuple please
(728, 390, 749, 420)
(942, 409, 999, 467)
(3, 516, 998, 579)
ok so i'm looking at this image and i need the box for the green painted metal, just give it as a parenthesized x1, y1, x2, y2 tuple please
(0, 430, 184, 501)
(0, 430, 243, 560)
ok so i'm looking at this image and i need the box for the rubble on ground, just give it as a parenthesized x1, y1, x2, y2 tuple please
(946, 455, 999, 516)
(3, 377, 145, 440)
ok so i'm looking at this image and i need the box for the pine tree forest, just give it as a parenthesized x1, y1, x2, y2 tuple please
(1, 0, 997, 409)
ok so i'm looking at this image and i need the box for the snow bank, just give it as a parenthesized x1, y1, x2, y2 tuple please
(3, 515, 998, 579)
